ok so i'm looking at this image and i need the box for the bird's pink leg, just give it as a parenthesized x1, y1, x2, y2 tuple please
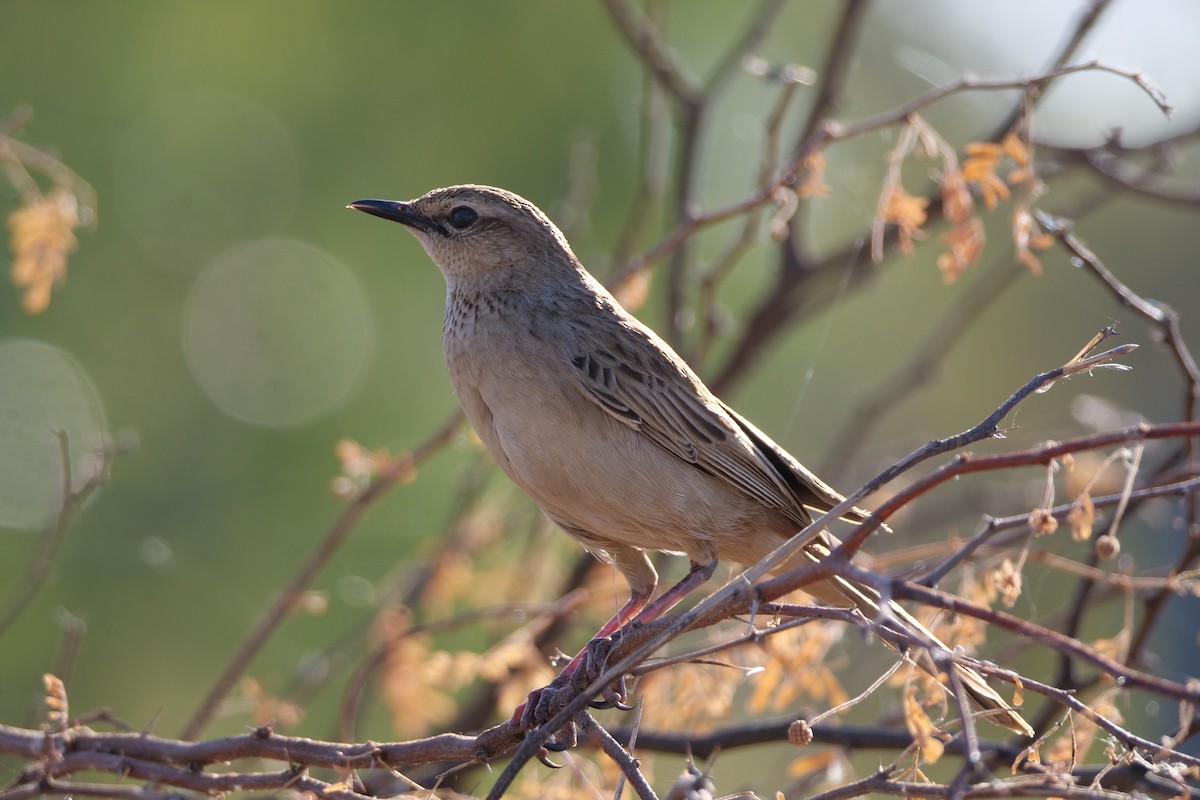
(512, 560, 716, 729)
(622, 559, 716, 627)
(591, 592, 652, 639)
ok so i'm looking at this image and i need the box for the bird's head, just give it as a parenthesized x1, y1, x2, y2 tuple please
(349, 185, 578, 287)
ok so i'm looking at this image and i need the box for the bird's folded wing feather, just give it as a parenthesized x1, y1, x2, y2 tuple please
(570, 346, 860, 520)
(718, 402, 869, 521)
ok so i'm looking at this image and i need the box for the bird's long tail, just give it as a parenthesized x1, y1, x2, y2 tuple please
(787, 536, 1034, 737)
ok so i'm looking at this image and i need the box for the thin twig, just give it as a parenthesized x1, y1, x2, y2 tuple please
(944, 665, 984, 800)
(579, 713, 658, 800)
(918, 474, 1200, 587)
(886, 575, 1200, 706)
(600, 0, 697, 107)
(1076, 143, 1200, 205)
(712, 56, 1168, 390)
(825, 62, 1169, 149)
(179, 412, 461, 740)
(823, 257, 1025, 482)
(0, 434, 126, 637)
(988, 0, 1118, 139)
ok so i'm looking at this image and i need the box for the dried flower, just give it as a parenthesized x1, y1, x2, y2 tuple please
(936, 217, 985, 284)
(881, 186, 929, 255)
(962, 142, 1011, 208)
(9, 189, 78, 314)
(747, 622, 847, 714)
(239, 677, 304, 729)
(1028, 507, 1059, 536)
(797, 151, 830, 199)
(940, 160, 974, 224)
(993, 558, 1023, 608)
(1012, 205, 1053, 275)
(43, 673, 69, 730)
(1067, 491, 1096, 542)
(903, 685, 946, 763)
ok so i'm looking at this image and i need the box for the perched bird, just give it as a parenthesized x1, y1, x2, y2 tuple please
(350, 185, 1032, 737)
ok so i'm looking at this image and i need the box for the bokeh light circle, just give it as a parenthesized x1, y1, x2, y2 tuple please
(182, 238, 374, 428)
(115, 89, 299, 272)
(0, 340, 109, 531)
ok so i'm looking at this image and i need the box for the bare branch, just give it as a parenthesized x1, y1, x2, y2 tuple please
(0, 435, 129, 637)
(179, 412, 462, 740)
(824, 258, 1025, 481)
(579, 713, 657, 800)
(600, 0, 698, 108)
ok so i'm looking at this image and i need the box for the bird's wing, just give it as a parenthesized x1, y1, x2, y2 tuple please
(570, 344, 861, 521)
(718, 401, 869, 521)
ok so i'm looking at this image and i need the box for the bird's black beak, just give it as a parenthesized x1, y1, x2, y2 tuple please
(347, 199, 444, 235)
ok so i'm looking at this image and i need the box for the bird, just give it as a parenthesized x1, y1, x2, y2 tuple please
(349, 184, 1033, 737)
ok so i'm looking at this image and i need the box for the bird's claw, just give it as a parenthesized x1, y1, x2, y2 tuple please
(579, 635, 634, 709)
(580, 634, 617, 678)
(588, 674, 632, 710)
(542, 721, 578, 751)
(536, 747, 564, 769)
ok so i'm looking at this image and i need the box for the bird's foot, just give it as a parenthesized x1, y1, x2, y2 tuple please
(509, 634, 634, 750)
(513, 676, 567, 730)
(588, 673, 632, 710)
(511, 678, 578, 751)
(577, 633, 634, 709)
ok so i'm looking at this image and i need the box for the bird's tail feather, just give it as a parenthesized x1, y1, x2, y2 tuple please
(787, 537, 1034, 737)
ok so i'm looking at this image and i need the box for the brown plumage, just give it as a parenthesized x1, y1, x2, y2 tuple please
(351, 185, 1032, 736)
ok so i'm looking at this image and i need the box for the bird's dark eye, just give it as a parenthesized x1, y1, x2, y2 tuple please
(448, 206, 478, 230)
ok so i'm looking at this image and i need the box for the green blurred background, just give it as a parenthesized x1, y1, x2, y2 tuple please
(2, 0, 1198, 784)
